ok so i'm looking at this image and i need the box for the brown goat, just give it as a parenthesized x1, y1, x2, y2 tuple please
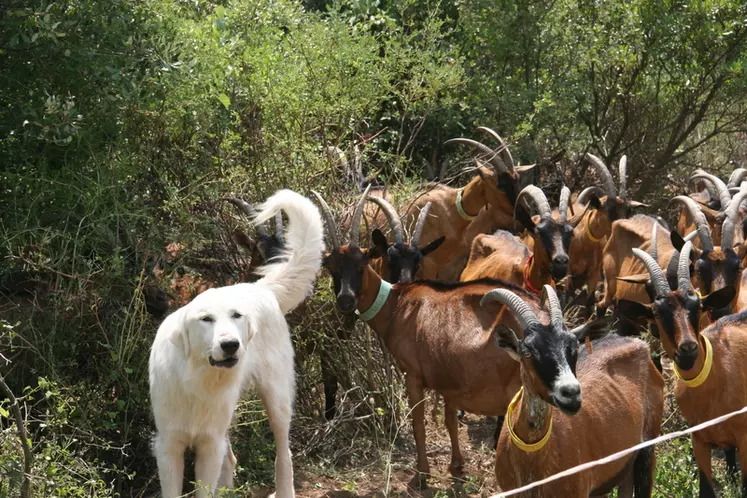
(315, 189, 555, 486)
(617, 244, 739, 496)
(403, 128, 532, 279)
(460, 186, 573, 293)
(486, 285, 663, 497)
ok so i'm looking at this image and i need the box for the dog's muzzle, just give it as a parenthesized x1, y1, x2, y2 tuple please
(209, 356, 239, 368)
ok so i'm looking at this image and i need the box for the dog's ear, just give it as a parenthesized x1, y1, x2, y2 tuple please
(160, 307, 190, 358)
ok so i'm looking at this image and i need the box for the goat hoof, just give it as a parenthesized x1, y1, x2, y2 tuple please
(409, 471, 429, 490)
(449, 460, 465, 477)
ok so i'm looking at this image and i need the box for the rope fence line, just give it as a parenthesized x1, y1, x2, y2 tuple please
(489, 404, 747, 497)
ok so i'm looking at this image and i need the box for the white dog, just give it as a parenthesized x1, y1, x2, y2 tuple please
(149, 189, 323, 498)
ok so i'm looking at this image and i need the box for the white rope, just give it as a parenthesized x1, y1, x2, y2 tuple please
(491, 403, 747, 497)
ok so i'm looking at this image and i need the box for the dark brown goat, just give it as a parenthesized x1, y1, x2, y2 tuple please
(460, 185, 573, 292)
(486, 285, 663, 497)
(617, 243, 740, 496)
(315, 189, 551, 485)
(403, 128, 533, 280)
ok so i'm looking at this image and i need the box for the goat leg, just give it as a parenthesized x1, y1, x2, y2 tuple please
(692, 437, 716, 498)
(444, 401, 465, 477)
(405, 377, 430, 487)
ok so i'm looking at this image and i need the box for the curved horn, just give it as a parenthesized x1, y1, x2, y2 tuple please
(559, 186, 571, 224)
(668, 196, 714, 252)
(476, 127, 516, 173)
(515, 185, 552, 220)
(678, 241, 693, 293)
(348, 184, 372, 248)
(585, 153, 617, 199)
(225, 197, 269, 237)
(444, 137, 509, 174)
(690, 170, 731, 209)
(618, 155, 627, 200)
(632, 248, 671, 297)
(650, 221, 659, 263)
(366, 195, 404, 245)
(728, 168, 747, 189)
(576, 186, 605, 205)
(310, 191, 340, 249)
(274, 212, 284, 243)
(540, 285, 563, 330)
(480, 288, 540, 331)
(411, 201, 432, 246)
(721, 189, 747, 249)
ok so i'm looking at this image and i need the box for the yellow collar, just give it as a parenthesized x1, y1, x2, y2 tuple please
(506, 387, 553, 452)
(585, 211, 602, 243)
(674, 334, 714, 388)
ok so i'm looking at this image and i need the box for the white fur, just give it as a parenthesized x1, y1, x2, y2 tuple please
(149, 190, 324, 498)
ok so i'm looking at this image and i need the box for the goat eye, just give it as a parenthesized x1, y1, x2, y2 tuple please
(522, 349, 532, 359)
(200, 316, 214, 323)
(232, 312, 243, 319)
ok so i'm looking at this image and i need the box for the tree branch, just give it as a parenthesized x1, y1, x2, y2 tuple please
(0, 373, 31, 498)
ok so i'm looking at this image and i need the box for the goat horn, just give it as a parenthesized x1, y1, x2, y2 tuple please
(348, 184, 372, 248)
(310, 191, 341, 249)
(480, 288, 540, 331)
(650, 221, 659, 263)
(690, 170, 731, 209)
(411, 201, 432, 247)
(721, 189, 747, 249)
(632, 248, 671, 297)
(618, 155, 628, 200)
(476, 127, 516, 173)
(728, 168, 747, 189)
(224, 197, 269, 237)
(678, 241, 693, 294)
(444, 137, 510, 175)
(668, 196, 714, 252)
(515, 185, 552, 220)
(540, 285, 563, 331)
(585, 153, 617, 199)
(576, 186, 605, 205)
(559, 186, 571, 224)
(274, 212, 284, 243)
(366, 195, 404, 245)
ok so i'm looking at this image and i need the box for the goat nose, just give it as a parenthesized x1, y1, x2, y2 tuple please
(679, 341, 698, 354)
(554, 254, 569, 266)
(337, 293, 356, 313)
(220, 339, 240, 355)
(559, 383, 580, 399)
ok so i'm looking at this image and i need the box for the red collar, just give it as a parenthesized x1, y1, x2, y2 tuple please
(523, 254, 541, 295)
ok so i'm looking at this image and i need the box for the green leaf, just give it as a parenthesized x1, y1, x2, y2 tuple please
(215, 5, 225, 20)
(218, 93, 230, 109)
(0, 406, 8, 419)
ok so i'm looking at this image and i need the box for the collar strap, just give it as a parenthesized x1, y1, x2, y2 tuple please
(523, 254, 541, 296)
(674, 334, 714, 388)
(456, 188, 478, 220)
(585, 211, 602, 243)
(506, 387, 553, 452)
(357, 279, 392, 321)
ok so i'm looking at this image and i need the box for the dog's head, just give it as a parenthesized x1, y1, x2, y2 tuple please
(167, 286, 255, 369)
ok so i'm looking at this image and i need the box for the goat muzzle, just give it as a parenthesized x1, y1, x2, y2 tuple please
(551, 254, 569, 281)
(675, 341, 699, 371)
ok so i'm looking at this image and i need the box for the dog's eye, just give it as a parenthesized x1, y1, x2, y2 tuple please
(232, 312, 243, 319)
(200, 315, 214, 323)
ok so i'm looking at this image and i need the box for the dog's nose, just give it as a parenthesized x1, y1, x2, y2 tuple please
(220, 339, 240, 356)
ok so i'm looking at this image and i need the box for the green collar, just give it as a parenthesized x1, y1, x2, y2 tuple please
(357, 280, 392, 321)
(456, 188, 478, 220)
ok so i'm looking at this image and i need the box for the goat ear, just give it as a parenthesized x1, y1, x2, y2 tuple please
(161, 307, 190, 358)
(587, 194, 602, 210)
(570, 317, 609, 343)
(616, 274, 650, 285)
(703, 286, 736, 311)
(737, 242, 747, 261)
(420, 236, 445, 257)
(515, 164, 536, 174)
(616, 299, 653, 321)
(515, 204, 536, 231)
(493, 325, 521, 361)
(368, 229, 389, 259)
(628, 200, 649, 208)
(670, 231, 685, 252)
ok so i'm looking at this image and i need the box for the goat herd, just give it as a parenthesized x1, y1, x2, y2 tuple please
(149, 127, 747, 498)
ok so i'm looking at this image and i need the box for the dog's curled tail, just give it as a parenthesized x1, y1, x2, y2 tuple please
(253, 189, 324, 314)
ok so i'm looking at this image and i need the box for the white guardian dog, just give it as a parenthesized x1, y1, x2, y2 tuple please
(148, 189, 323, 498)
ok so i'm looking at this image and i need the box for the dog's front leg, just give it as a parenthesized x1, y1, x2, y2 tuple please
(154, 432, 186, 498)
(217, 437, 236, 490)
(259, 382, 295, 498)
(194, 435, 227, 498)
